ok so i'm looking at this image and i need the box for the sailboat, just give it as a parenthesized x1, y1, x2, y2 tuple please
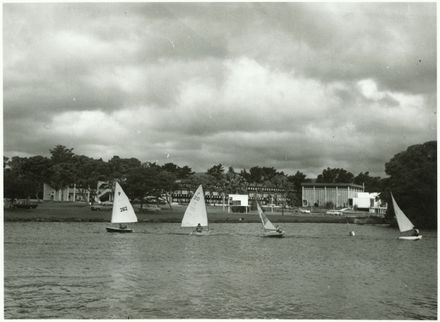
(106, 182, 138, 233)
(181, 185, 209, 236)
(391, 192, 422, 240)
(257, 202, 285, 238)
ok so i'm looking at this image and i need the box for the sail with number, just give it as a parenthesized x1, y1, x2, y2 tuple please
(257, 202, 276, 231)
(391, 193, 414, 233)
(111, 182, 138, 224)
(181, 185, 208, 227)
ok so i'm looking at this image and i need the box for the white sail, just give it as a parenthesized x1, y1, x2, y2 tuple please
(111, 182, 138, 224)
(391, 193, 414, 233)
(181, 185, 208, 227)
(257, 202, 276, 231)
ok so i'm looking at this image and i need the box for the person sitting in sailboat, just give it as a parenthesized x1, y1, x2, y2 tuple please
(412, 228, 420, 236)
(275, 225, 283, 234)
(195, 223, 202, 233)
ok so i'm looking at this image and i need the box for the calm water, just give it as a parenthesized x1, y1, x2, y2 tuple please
(4, 222, 437, 319)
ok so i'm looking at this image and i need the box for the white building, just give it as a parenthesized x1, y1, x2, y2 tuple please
(43, 183, 90, 202)
(302, 183, 364, 208)
(95, 181, 113, 203)
(351, 192, 387, 215)
(228, 194, 249, 213)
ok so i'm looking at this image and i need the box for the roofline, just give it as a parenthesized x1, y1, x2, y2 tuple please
(301, 183, 364, 189)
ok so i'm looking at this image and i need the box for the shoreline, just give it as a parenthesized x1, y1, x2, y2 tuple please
(4, 202, 387, 225)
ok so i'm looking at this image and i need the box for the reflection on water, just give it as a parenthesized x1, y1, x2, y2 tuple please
(4, 222, 437, 319)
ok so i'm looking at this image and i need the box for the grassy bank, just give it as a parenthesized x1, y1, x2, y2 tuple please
(4, 201, 387, 224)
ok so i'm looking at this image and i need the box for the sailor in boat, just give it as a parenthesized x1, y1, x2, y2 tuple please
(412, 228, 420, 236)
(195, 223, 203, 233)
(119, 224, 127, 230)
(275, 225, 283, 234)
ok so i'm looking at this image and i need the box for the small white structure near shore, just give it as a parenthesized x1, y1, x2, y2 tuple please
(352, 192, 387, 215)
(228, 194, 249, 213)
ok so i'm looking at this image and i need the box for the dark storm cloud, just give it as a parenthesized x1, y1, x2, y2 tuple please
(3, 2, 436, 177)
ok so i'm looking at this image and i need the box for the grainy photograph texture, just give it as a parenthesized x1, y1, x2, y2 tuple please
(3, 2, 437, 319)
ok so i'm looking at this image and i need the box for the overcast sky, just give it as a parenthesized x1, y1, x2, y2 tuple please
(3, 2, 436, 177)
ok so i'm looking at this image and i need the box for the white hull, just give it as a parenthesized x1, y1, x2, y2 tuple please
(399, 235, 422, 241)
(263, 230, 285, 238)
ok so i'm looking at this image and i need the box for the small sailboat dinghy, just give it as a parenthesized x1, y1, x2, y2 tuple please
(181, 185, 209, 236)
(106, 182, 138, 233)
(391, 193, 422, 241)
(257, 202, 285, 238)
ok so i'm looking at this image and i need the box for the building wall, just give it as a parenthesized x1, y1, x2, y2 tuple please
(302, 184, 364, 208)
(353, 192, 374, 209)
(247, 185, 287, 205)
(228, 194, 249, 207)
(95, 181, 113, 203)
(43, 183, 90, 202)
(171, 184, 286, 206)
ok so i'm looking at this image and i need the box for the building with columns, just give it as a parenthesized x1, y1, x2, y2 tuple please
(43, 183, 90, 202)
(301, 182, 364, 208)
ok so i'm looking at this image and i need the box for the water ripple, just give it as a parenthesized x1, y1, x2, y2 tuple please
(4, 222, 437, 319)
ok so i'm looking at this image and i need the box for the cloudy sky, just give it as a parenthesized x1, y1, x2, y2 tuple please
(3, 2, 436, 177)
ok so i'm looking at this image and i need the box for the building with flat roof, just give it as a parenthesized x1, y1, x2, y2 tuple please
(301, 183, 364, 208)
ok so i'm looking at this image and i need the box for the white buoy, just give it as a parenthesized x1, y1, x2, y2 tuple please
(349, 231, 355, 236)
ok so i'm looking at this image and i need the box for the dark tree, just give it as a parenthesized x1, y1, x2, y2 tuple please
(207, 164, 225, 180)
(50, 145, 74, 164)
(225, 167, 247, 194)
(384, 141, 436, 228)
(155, 170, 178, 208)
(4, 156, 51, 200)
(4, 158, 36, 199)
(123, 166, 159, 209)
(316, 167, 354, 183)
(73, 155, 110, 200)
(108, 156, 142, 178)
(240, 169, 251, 182)
(353, 171, 383, 192)
(287, 171, 309, 206)
(21, 156, 52, 199)
(161, 163, 194, 179)
(248, 166, 279, 183)
(47, 145, 77, 197)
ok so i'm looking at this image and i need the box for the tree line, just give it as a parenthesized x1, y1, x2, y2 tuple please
(4, 141, 436, 228)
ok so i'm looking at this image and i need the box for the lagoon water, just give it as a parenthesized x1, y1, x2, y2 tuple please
(4, 222, 437, 319)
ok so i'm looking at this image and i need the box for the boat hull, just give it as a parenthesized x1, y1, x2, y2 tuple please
(399, 235, 422, 241)
(191, 230, 210, 236)
(106, 227, 133, 233)
(263, 231, 285, 238)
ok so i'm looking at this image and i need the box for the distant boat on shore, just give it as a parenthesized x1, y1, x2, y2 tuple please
(391, 192, 422, 241)
(106, 182, 138, 233)
(257, 202, 285, 238)
(181, 185, 209, 236)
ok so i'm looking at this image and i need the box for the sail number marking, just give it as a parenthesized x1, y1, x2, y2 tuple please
(120, 206, 128, 212)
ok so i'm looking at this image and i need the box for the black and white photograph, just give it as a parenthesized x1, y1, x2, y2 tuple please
(3, 2, 437, 319)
